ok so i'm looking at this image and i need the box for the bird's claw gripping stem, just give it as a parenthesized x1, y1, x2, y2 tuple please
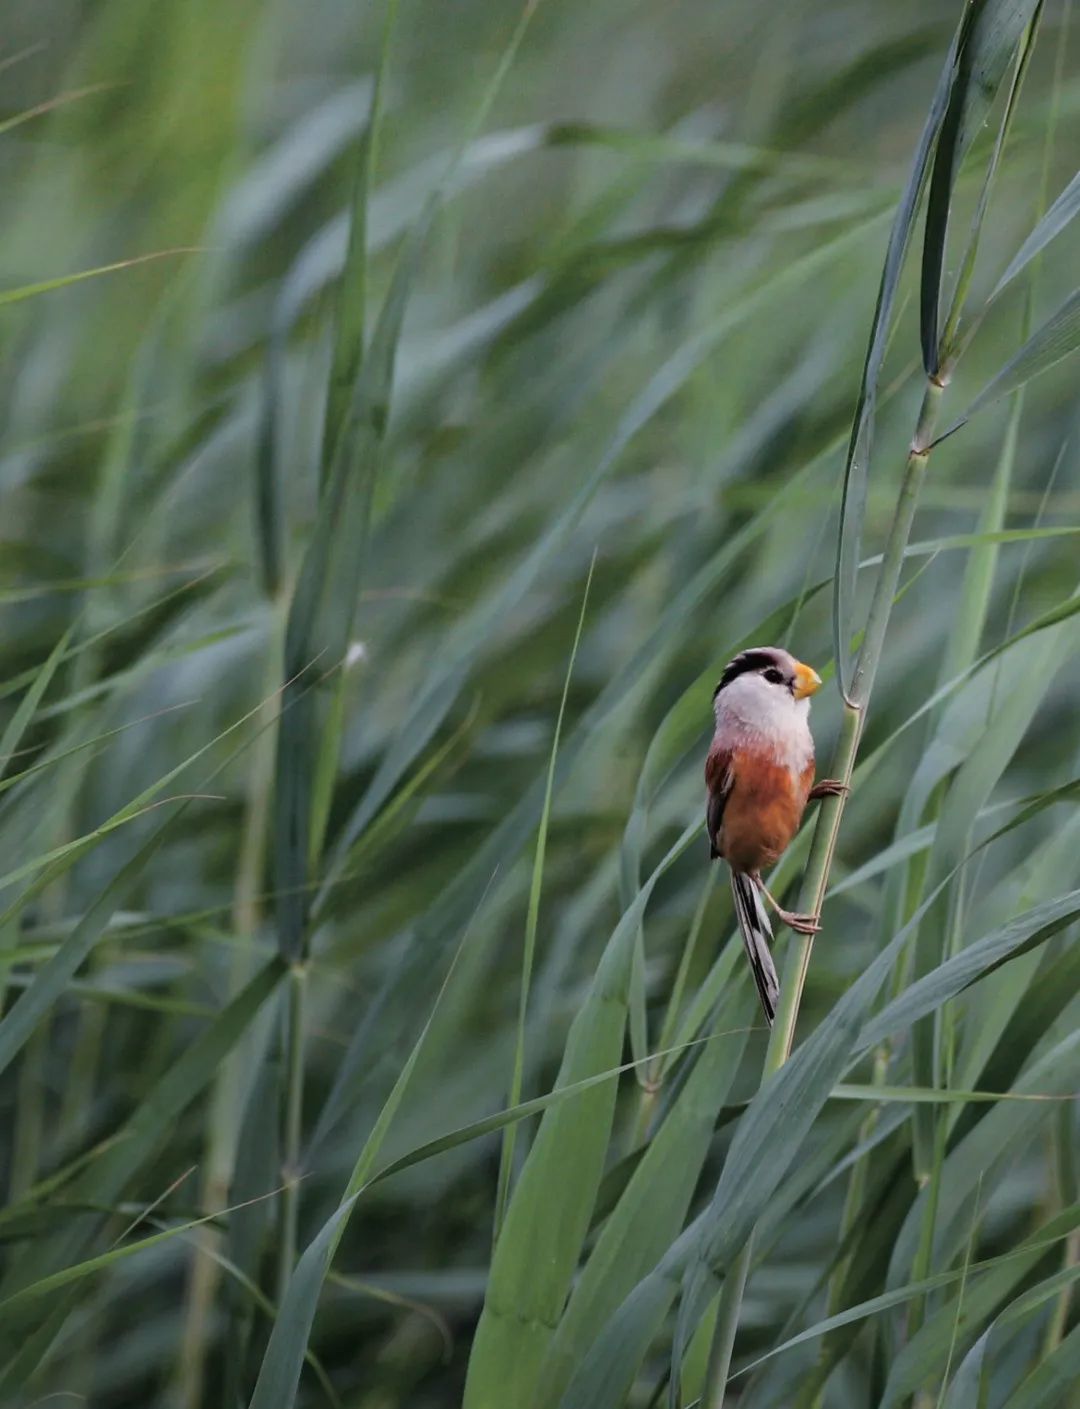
(809, 778, 849, 801)
(754, 876, 823, 936)
(774, 908, 822, 936)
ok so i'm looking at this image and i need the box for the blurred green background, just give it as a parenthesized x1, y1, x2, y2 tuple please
(1, 1, 1079, 1406)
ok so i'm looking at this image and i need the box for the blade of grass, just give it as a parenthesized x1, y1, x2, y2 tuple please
(269, 0, 548, 1301)
(991, 165, 1080, 299)
(539, 991, 753, 1407)
(700, 6, 1052, 1397)
(937, 1179, 980, 1405)
(718, 1218, 1080, 1390)
(939, 286, 1080, 441)
(319, 0, 399, 481)
(318, 211, 890, 888)
(832, 6, 968, 697)
(0, 958, 285, 1390)
(694, 369, 945, 1409)
(493, 551, 595, 1240)
(560, 827, 1080, 1408)
(921, 0, 1040, 373)
(0, 249, 201, 308)
(463, 822, 699, 1408)
(0, 627, 73, 785)
(253, 1019, 731, 1409)
(935, 9, 1041, 365)
(1002, 1324, 1080, 1408)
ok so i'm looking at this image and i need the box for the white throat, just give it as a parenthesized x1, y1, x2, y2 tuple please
(712, 673, 813, 773)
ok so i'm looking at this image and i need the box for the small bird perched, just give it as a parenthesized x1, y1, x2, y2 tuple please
(705, 645, 845, 1025)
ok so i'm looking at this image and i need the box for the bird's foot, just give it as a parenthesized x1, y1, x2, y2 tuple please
(753, 876, 823, 935)
(809, 778, 849, 800)
(774, 907, 821, 935)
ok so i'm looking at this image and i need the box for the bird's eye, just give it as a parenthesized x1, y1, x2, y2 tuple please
(763, 667, 784, 684)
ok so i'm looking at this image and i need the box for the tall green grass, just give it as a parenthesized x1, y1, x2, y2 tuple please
(1, 1, 1079, 1406)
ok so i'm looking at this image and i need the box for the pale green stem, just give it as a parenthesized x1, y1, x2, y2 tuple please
(825, 14, 1054, 1362)
(848, 382, 943, 708)
(700, 381, 943, 1406)
(703, 1248, 752, 1407)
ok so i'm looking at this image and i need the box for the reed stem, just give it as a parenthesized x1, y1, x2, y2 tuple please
(700, 379, 942, 1406)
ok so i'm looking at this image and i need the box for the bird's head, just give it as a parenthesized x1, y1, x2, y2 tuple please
(712, 646, 822, 724)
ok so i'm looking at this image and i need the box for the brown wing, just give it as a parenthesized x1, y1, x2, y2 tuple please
(704, 743, 733, 859)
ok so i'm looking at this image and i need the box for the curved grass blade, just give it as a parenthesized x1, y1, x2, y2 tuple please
(0, 626, 72, 783)
(991, 165, 1080, 300)
(833, 11, 968, 697)
(494, 552, 595, 1239)
(320, 212, 887, 884)
(906, 609, 1079, 1174)
(561, 859, 1080, 1409)
(0, 669, 300, 1081)
(226, 1024, 282, 1397)
(0, 1178, 286, 1317)
(831, 1082, 1080, 1105)
(368, 1033, 725, 1189)
(538, 994, 752, 1408)
(921, 0, 1040, 372)
(715, 1214, 1080, 1393)
(952, 806, 1080, 1108)
(888, 1027, 1080, 1307)
(1002, 1322, 1080, 1407)
(0, 249, 201, 308)
(320, 0, 399, 481)
(274, 0, 546, 962)
(881, 1198, 1078, 1406)
(216, 80, 373, 249)
(860, 889, 1080, 1054)
(0, 562, 231, 707)
(246, 976, 718, 1409)
(248, 906, 480, 1408)
(941, 1265, 1080, 1406)
(939, 286, 1080, 440)
(0, 807, 183, 1081)
(463, 822, 698, 1409)
(0, 958, 285, 1390)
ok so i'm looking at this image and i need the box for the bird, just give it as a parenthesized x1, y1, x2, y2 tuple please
(704, 645, 846, 1025)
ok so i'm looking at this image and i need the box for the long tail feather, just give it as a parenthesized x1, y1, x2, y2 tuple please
(730, 869, 779, 1026)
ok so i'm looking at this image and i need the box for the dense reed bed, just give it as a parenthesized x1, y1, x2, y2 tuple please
(1, 1, 1079, 1405)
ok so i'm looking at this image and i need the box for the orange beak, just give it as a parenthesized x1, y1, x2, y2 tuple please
(792, 661, 822, 700)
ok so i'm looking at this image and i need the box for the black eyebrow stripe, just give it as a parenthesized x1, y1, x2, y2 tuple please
(713, 650, 779, 697)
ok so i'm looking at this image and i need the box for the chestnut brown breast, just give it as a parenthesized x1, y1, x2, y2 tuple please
(717, 751, 814, 874)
